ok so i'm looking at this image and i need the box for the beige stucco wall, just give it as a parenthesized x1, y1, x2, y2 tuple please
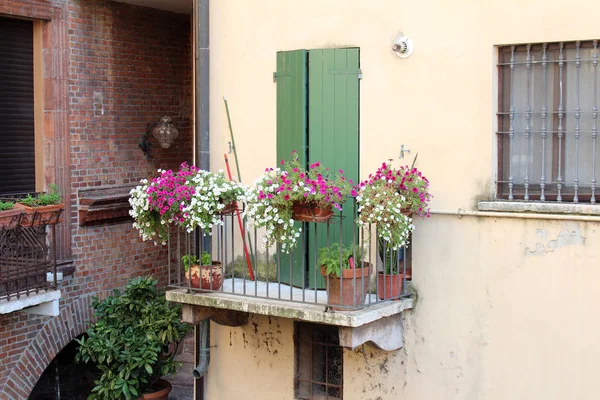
(205, 1, 600, 399)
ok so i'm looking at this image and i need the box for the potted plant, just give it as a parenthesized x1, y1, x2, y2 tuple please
(357, 161, 431, 281)
(182, 251, 223, 290)
(76, 276, 190, 400)
(130, 163, 245, 245)
(15, 184, 64, 227)
(181, 167, 245, 233)
(245, 151, 354, 253)
(0, 200, 21, 229)
(377, 237, 404, 300)
(130, 164, 198, 245)
(318, 243, 371, 310)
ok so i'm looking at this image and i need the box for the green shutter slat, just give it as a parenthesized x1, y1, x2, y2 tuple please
(276, 50, 307, 164)
(276, 49, 307, 288)
(308, 48, 360, 289)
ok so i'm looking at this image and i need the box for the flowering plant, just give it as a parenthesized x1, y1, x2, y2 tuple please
(129, 163, 245, 245)
(129, 164, 196, 244)
(181, 169, 245, 233)
(244, 152, 354, 252)
(356, 161, 431, 249)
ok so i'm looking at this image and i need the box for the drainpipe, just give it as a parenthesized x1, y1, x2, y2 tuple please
(193, 319, 211, 379)
(194, 0, 210, 399)
(195, 0, 209, 173)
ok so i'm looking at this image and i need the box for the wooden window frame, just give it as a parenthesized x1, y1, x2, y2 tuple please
(295, 322, 344, 400)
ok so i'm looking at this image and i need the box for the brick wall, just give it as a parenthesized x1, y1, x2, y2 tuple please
(0, 1, 192, 397)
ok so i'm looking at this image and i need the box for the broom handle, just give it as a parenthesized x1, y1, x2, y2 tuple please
(225, 154, 255, 281)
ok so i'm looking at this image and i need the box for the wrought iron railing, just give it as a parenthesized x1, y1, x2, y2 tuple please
(0, 225, 59, 301)
(0, 192, 61, 302)
(167, 207, 412, 311)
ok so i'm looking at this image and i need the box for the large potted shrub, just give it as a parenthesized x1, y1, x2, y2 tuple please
(244, 151, 354, 253)
(76, 276, 190, 400)
(318, 243, 370, 310)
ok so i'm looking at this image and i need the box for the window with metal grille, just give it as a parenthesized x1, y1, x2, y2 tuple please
(295, 322, 343, 400)
(498, 41, 600, 203)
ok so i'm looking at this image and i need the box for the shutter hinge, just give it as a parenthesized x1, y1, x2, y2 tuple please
(273, 72, 290, 82)
(327, 68, 362, 79)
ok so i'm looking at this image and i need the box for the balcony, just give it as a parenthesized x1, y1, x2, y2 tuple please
(165, 211, 414, 351)
(0, 200, 62, 315)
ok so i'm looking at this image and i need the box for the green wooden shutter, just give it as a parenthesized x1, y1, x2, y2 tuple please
(276, 50, 307, 287)
(307, 48, 360, 289)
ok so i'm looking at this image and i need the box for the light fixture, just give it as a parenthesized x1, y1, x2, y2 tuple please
(392, 33, 414, 58)
(151, 116, 179, 149)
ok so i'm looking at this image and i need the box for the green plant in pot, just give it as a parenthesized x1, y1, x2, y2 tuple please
(376, 236, 406, 300)
(15, 184, 64, 227)
(318, 243, 370, 310)
(0, 200, 20, 229)
(76, 276, 190, 400)
(181, 251, 223, 291)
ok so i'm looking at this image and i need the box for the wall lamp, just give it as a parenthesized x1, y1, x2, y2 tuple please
(139, 116, 179, 157)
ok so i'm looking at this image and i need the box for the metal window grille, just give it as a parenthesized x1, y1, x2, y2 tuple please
(498, 41, 600, 203)
(295, 322, 343, 400)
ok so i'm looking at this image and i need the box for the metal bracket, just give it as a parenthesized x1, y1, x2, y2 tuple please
(327, 68, 362, 79)
(273, 72, 290, 82)
(399, 144, 411, 159)
(228, 141, 232, 154)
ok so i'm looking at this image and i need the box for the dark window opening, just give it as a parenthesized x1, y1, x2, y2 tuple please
(30, 334, 99, 400)
(296, 322, 343, 400)
(0, 16, 36, 195)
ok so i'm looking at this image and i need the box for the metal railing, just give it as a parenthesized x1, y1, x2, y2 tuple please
(0, 225, 58, 302)
(167, 207, 412, 311)
(498, 40, 600, 203)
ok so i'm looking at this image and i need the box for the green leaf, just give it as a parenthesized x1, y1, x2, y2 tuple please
(144, 363, 153, 374)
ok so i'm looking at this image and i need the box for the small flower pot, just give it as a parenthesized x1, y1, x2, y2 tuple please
(218, 201, 238, 215)
(14, 203, 64, 227)
(293, 202, 333, 222)
(185, 261, 223, 291)
(320, 262, 371, 310)
(377, 272, 403, 300)
(0, 208, 23, 230)
(139, 379, 172, 400)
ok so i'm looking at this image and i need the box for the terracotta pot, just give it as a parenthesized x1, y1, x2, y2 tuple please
(14, 203, 64, 227)
(139, 379, 172, 400)
(0, 207, 23, 230)
(185, 261, 223, 290)
(219, 201, 237, 215)
(320, 262, 371, 310)
(292, 202, 333, 222)
(377, 272, 403, 300)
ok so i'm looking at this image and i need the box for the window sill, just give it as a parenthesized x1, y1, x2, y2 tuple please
(478, 201, 600, 216)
